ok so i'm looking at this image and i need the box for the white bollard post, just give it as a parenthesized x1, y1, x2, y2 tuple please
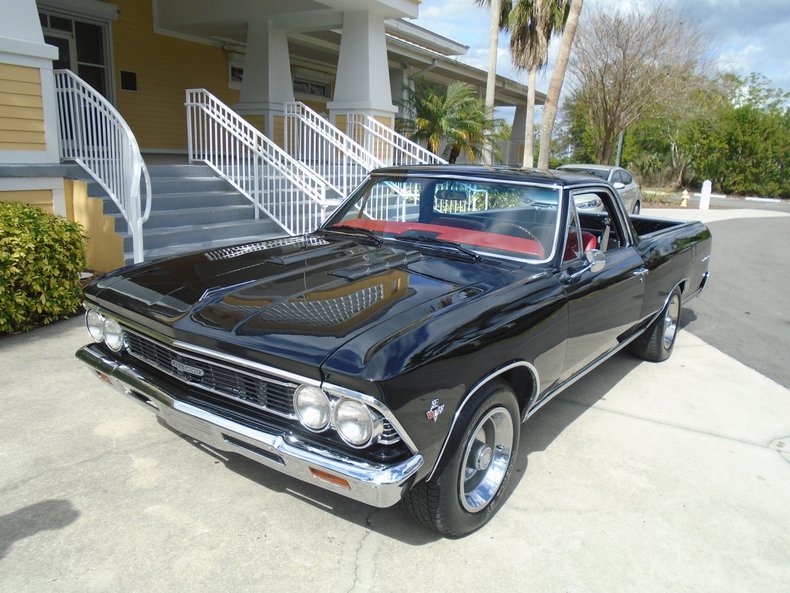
(681, 189, 689, 208)
(699, 180, 712, 210)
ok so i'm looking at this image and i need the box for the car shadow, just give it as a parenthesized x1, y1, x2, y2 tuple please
(164, 312, 698, 545)
(164, 424, 443, 545)
(496, 305, 700, 517)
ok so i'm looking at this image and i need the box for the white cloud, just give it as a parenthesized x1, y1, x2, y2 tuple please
(412, 0, 790, 93)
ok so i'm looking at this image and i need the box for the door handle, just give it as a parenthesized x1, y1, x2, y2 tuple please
(633, 267, 649, 278)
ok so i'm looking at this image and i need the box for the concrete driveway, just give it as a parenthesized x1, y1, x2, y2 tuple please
(2, 210, 790, 593)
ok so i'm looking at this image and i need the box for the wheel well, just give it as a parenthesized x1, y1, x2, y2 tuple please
(498, 365, 537, 418)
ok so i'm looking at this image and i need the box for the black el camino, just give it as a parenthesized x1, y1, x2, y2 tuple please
(77, 165, 711, 536)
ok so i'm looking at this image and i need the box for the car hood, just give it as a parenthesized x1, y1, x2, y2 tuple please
(86, 235, 514, 374)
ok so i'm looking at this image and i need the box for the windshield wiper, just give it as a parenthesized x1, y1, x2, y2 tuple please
(394, 234, 482, 262)
(320, 226, 383, 246)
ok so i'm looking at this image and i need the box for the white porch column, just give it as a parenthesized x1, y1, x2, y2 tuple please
(328, 10, 397, 138)
(508, 104, 527, 167)
(234, 19, 293, 145)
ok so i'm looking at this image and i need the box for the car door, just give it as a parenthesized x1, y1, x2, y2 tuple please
(614, 169, 638, 212)
(556, 188, 646, 381)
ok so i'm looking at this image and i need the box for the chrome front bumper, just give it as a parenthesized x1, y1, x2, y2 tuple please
(76, 345, 423, 508)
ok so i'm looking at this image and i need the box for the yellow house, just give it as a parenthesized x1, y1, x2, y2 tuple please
(1, 0, 540, 271)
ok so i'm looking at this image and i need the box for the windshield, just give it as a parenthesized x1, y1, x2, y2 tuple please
(323, 175, 562, 263)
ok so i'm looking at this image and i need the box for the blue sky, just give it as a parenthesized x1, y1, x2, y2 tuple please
(408, 0, 790, 95)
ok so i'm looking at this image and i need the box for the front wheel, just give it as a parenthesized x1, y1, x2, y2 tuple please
(402, 381, 520, 537)
(631, 287, 681, 362)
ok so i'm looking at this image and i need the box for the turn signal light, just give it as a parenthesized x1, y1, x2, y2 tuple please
(309, 468, 351, 490)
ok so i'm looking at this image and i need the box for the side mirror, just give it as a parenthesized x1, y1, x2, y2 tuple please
(585, 248, 606, 273)
(563, 249, 606, 282)
(613, 181, 626, 190)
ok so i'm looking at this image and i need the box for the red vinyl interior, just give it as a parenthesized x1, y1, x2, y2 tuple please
(336, 218, 546, 258)
(564, 230, 598, 261)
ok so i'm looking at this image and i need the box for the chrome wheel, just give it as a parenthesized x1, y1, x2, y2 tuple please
(459, 406, 515, 513)
(662, 293, 681, 349)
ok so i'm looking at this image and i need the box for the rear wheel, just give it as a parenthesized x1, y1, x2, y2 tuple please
(403, 381, 520, 537)
(631, 287, 681, 362)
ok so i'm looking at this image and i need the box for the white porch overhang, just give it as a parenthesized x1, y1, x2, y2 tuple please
(155, 0, 419, 39)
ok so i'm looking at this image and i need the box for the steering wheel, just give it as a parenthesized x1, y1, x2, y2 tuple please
(488, 222, 540, 243)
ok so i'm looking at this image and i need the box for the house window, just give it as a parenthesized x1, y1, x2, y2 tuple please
(293, 78, 331, 98)
(40, 10, 112, 101)
(228, 58, 333, 100)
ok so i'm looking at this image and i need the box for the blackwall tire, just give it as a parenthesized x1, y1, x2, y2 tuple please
(402, 381, 520, 537)
(631, 287, 681, 362)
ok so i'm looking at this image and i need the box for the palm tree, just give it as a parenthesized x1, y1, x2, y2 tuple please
(476, 0, 513, 164)
(399, 79, 503, 164)
(537, 0, 584, 169)
(509, 0, 569, 168)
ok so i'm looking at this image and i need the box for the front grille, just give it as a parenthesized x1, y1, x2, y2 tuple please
(379, 421, 399, 445)
(124, 331, 297, 418)
(123, 330, 402, 448)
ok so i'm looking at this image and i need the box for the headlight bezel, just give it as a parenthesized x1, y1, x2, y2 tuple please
(333, 398, 383, 448)
(292, 384, 386, 448)
(576, 197, 603, 210)
(85, 308, 105, 342)
(293, 384, 332, 432)
(84, 306, 127, 353)
(103, 318, 126, 352)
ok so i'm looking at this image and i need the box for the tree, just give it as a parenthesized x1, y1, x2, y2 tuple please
(477, 0, 513, 164)
(566, 3, 707, 165)
(683, 74, 789, 197)
(536, 0, 582, 169)
(398, 78, 505, 164)
(509, 0, 568, 168)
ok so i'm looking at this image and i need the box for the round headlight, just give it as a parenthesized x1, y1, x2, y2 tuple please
(103, 318, 125, 352)
(86, 309, 105, 342)
(334, 399, 381, 447)
(294, 385, 331, 431)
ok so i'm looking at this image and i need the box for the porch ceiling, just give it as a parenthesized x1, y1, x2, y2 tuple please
(156, 0, 419, 39)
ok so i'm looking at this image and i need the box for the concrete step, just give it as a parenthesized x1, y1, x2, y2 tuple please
(79, 160, 342, 266)
(137, 231, 289, 264)
(99, 191, 250, 214)
(112, 204, 256, 232)
(123, 218, 281, 253)
(87, 175, 233, 198)
(146, 164, 216, 178)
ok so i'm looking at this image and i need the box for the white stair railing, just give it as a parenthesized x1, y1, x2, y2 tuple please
(347, 113, 448, 167)
(186, 89, 331, 236)
(283, 102, 381, 199)
(54, 69, 151, 263)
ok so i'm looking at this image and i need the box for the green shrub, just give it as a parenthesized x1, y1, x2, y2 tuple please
(0, 202, 86, 333)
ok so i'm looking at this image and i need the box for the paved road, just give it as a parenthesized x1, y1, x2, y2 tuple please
(1, 207, 789, 593)
(642, 208, 790, 388)
(646, 192, 790, 214)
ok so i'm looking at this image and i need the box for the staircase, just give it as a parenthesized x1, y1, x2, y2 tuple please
(88, 163, 285, 264)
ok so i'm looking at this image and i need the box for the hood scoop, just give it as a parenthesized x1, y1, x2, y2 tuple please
(329, 250, 422, 280)
(204, 236, 331, 261)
